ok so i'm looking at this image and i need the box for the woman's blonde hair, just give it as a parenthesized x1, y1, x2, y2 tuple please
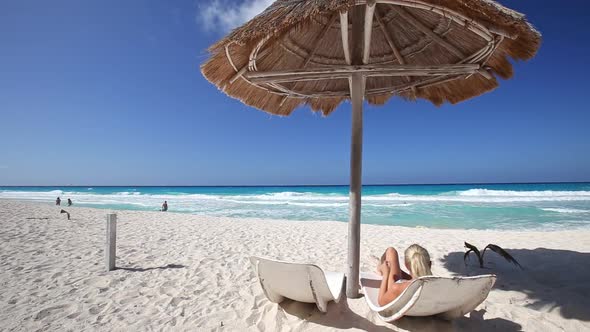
(404, 244, 432, 278)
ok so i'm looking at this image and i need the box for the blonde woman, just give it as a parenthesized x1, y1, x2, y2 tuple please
(377, 244, 432, 306)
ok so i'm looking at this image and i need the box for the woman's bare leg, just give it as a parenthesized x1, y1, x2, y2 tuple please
(384, 247, 404, 291)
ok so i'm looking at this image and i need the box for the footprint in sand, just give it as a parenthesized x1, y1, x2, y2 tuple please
(159, 286, 177, 297)
(34, 304, 73, 320)
(66, 312, 81, 319)
(119, 297, 135, 306)
(84, 276, 112, 289)
(88, 303, 107, 315)
(169, 297, 187, 307)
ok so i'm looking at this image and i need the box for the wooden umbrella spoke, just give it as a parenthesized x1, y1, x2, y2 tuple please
(245, 64, 480, 84)
(389, 6, 465, 59)
(303, 14, 338, 68)
(374, 7, 417, 96)
(339, 10, 352, 65)
(230, 47, 271, 84)
(380, 0, 509, 41)
(282, 13, 339, 109)
(363, 1, 376, 65)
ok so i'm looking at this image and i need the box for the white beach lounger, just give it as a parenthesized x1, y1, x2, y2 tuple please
(249, 256, 345, 312)
(360, 272, 496, 322)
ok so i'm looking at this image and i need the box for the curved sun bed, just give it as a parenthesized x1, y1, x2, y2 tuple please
(360, 272, 496, 321)
(249, 256, 344, 313)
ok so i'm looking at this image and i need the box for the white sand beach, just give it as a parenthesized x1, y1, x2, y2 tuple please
(1, 200, 589, 331)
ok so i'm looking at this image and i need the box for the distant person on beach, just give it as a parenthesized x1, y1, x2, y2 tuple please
(56, 197, 61, 206)
(161, 201, 168, 212)
(376, 244, 432, 306)
(67, 198, 72, 206)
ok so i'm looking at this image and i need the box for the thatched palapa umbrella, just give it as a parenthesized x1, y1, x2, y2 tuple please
(201, 0, 540, 298)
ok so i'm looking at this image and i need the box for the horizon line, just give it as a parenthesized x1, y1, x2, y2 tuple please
(0, 181, 589, 188)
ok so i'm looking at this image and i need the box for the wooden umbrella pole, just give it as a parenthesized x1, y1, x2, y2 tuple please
(347, 71, 363, 298)
(346, 3, 366, 299)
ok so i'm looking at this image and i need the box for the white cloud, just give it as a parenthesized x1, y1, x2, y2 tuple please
(199, 0, 275, 32)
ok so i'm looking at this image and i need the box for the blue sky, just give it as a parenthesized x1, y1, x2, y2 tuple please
(0, 0, 589, 186)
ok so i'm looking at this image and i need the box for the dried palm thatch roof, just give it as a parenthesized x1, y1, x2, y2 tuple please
(201, 0, 541, 116)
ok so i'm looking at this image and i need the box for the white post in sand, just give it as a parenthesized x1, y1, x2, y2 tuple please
(106, 213, 117, 271)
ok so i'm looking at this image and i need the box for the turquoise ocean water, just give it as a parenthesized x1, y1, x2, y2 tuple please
(1, 183, 590, 230)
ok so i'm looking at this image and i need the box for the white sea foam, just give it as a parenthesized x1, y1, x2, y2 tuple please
(0, 190, 64, 200)
(223, 199, 348, 207)
(2, 189, 590, 207)
(248, 189, 590, 203)
(2, 188, 590, 230)
(460, 189, 590, 197)
(541, 208, 589, 214)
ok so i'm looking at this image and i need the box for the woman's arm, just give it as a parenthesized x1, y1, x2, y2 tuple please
(378, 263, 391, 305)
(378, 247, 412, 306)
(386, 262, 397, 290)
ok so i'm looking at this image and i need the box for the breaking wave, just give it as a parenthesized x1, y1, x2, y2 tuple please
(1, 188, 590, 206)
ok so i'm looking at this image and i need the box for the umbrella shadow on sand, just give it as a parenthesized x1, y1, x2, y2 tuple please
(280, 296, 392, 331)
(116, 264, 186, 272)
(279, 296, 521, 331)
(392, 309, 521, 332)
(442, 248, 590, 322)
